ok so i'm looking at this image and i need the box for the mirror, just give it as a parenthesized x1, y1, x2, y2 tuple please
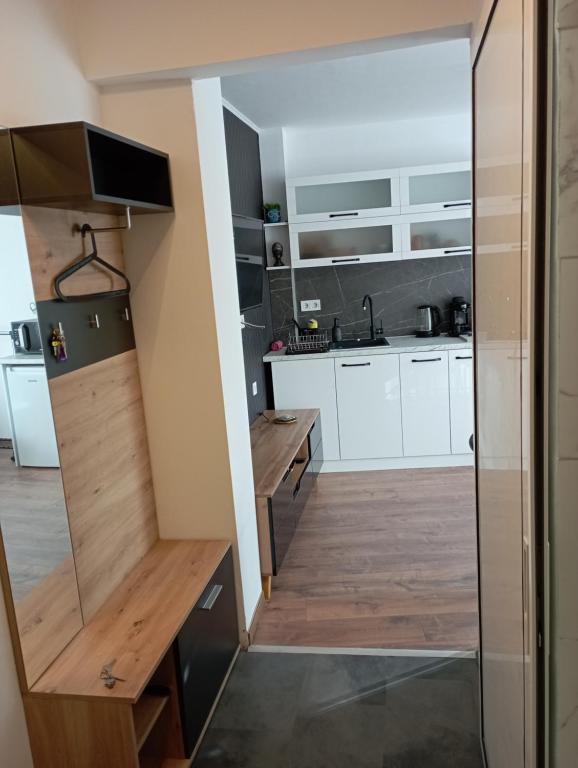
(0, 128, 83, 688)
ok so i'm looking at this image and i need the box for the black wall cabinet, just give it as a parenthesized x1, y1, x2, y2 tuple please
(223, 109, 263, 220)
(11, 122, 173, 215)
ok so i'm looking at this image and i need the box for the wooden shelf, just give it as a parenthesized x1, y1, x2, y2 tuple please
(134, 693, 170, 751)
(251, 409, 318, 498)
(30, 539, 231, 702)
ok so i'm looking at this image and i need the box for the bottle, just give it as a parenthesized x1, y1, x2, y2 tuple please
(332, 317, 342, 342)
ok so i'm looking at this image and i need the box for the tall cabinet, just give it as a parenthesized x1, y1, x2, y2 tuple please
(223, 108, 273, 423)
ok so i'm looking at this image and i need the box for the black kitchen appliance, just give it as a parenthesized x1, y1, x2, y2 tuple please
(448, 296, 471, 336)
(10, 319, 42, 355)
(415, 305, 441, 338)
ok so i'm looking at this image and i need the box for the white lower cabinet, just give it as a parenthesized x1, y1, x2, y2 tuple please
(335, 355, 403, 459)
(400, 351, 451, 456)
(271, 358, 340, 460)
(448, 351, 474, 454)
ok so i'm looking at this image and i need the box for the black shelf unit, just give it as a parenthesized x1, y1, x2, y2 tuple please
(11, 121, 173, 215)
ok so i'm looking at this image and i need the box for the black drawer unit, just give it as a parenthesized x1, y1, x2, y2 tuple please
(175, 547, 239, 756)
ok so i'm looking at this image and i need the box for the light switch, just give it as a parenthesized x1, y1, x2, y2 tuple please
(300, 299, 321, 312)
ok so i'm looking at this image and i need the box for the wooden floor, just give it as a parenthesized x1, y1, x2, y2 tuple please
(253, 467, 479, 650)
(0, 448, 71, 601)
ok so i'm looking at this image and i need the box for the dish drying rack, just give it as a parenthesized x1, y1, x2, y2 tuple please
(286, 331, 330, 355)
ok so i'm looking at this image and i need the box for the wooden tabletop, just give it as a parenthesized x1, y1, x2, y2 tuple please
(30, 539, 230, 703)
(251, 409, 319, 498)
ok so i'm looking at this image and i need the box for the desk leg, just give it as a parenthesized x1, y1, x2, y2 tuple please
(262, 575, 272, 601)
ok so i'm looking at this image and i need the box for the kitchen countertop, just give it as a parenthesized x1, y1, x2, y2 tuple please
(264, 334, 472, 363)
(0, 355, 45, 366)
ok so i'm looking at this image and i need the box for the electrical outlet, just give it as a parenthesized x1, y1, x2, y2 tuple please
(300, 299, 321, 312)
(252, 381, 258, 396)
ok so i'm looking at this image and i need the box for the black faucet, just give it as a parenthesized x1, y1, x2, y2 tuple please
(362, 294, 375, 340)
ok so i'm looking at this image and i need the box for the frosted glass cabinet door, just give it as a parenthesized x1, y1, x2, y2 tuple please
(287, 171, 400, 223)
(403, 212, 472, 259)
(400, 164, 471, 213)
(291, 217, 401, 268)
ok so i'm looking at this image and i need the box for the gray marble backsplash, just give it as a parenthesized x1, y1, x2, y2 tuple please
(268, 255, 471, 342)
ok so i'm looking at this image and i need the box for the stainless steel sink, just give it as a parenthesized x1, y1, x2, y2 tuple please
(330, 337, 390, 350)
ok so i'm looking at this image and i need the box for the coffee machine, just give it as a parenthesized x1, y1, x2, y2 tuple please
(448, 296, 471, 336)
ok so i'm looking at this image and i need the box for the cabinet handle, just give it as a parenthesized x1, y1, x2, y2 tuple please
(329, 212, 359, 218)
(341, 362, 371, 367)
(411, 357, 442, 363)
(455, 355, 472, 360)
(444, 248, 471, 255)
(332, 257, 361, 263)
(443, 202, 471, 208)
(197, 584, 223, 611)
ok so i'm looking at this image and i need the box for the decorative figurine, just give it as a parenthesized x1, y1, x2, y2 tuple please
(272, 241, 284, 267)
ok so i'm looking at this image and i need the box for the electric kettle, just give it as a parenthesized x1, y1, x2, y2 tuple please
(415, 305, 442, 338)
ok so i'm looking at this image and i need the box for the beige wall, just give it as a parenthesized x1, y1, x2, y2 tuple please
(0, 1, 100, 765)
(98, 82, 253, 617)
(74, 0, 478, 82)
(0, 0, 98, 127)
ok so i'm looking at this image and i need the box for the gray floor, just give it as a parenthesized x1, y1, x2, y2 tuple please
(193, 651, 484, 768)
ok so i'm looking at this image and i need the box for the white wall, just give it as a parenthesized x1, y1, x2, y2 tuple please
(194, 78, 262, 622)
(283, 113, 472, 177)
(0, 213, 37, 438)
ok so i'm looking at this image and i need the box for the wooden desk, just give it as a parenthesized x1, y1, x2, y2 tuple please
(251, 409, 322, 599)
(23, 539, 239, 767)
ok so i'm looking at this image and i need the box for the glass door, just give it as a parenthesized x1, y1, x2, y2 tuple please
(287, 171, 400, 223)
(290, 216, 401, 268)
(400, 164, 471, 214)
(403, 212, 471, 259)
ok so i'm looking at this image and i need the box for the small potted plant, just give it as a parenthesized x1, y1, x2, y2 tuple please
(264, 203, 282, 224)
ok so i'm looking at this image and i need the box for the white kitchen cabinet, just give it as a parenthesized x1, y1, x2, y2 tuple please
(290, 216, 402, 269)
(401, 210, 472, 260)
(400, 162, 471, 214)
(287, 169, 400, 224)
(449, 351, 474, 455)
(271, 358, 340, 460)
(400, 351, 451, 456)
(335, 355, 403, 460)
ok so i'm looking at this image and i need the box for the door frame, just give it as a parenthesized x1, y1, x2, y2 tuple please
(471, 0, 548, 765)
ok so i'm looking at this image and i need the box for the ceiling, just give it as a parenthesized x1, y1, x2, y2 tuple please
(221, 38, 471, 130)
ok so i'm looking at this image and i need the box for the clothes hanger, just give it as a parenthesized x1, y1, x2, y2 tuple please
(54, 211, 132, 302)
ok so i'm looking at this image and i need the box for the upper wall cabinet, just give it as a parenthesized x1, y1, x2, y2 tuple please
(223, 108, 263, 220)
(399, 162, 471, 214)
(290, 216, 402, 268)
(287, 169, 400, 224)
(11, 122, 173, 215)
(401, 210, 472, 260)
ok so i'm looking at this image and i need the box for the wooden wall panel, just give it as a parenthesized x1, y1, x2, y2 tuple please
(49, 349, 158, 621)
(21, 207, 127, 302)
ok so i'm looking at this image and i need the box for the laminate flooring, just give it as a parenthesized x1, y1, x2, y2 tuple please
(253, 468, 478, 650)
(0, 448, 71, 600)
(193, 651, 483, 768)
